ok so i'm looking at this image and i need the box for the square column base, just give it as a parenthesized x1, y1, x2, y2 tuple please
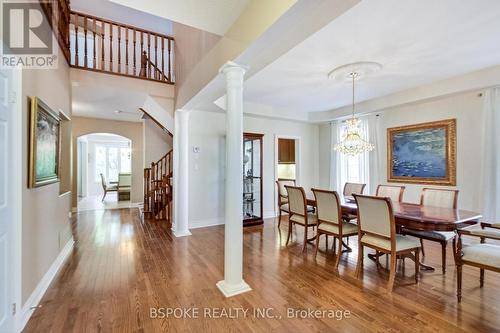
(172, 229, 192, 237)
(216, 280, 252, 297)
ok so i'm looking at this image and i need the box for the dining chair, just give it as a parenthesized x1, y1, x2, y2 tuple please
(376, 185, 405, 202)
(100, 173, 118, 201)
(312, 188, 358, 269)
(117, 173, 132, 201)
(455, 224, 500, 302)
(276, 179, 295, 228)
(404, 188, 459, 274)
(354, 194, 421, 292)
(285, 185, 317, 252)
(343, 182, 366, 223)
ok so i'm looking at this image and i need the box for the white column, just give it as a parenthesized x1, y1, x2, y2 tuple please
(216, 61, 252, 297)
(172, 109, 191, 237)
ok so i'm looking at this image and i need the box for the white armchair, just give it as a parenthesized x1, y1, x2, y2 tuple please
(455, 224, 500, 302)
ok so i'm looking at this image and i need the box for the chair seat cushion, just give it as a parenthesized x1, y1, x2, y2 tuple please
(280, 203, 289, 212)
(281, 197, 289, 204)
(290, 213, 317, 226)
(108, 184, 118, 190)
(462, 244, 500, 268)
(318, 222, 358, 236)
(307, 205, 315, 213)
(405, 229, 456, 241)
(361, 234, 421, 252)
(343, 214, 357, 221)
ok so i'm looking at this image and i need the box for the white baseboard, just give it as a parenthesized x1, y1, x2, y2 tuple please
(18, 238, 75, 332)
(189, 217, 225, 229)
(263, 210, 278, 219)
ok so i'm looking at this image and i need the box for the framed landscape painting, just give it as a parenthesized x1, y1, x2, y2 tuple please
(28, 97, 61, 188)
(387, 119, 456, 186)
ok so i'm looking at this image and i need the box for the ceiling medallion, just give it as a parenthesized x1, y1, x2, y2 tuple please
(330, 62, 381, 156)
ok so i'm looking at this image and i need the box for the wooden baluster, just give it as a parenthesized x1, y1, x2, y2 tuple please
(117, 25, 121, 73)
(144, 168, 149, 216)
(160, 159, 163, 180)
(83, 16, 87, 67)
(168, 38, 171, 82)
(125, 27, 129, 75)
(151, 162, 155, 218)
(109, 22, 113, 72)
(147, 32, 151, 78)
(93, 18, 96, 69)
(133, 29, 137, 75)
(140, 32, 144, 77)
(74, 13, 78, 66)
(154, 35, 158, 79)
(101, 19, 105, 70)
(161, 37, 165, 81)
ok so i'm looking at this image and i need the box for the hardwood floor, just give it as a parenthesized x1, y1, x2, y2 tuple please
(24, 209, 500, 332)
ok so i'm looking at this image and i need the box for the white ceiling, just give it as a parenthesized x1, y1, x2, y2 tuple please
(72, 83, 147, 122)
(71, 0, 173, 36)
(244, 0, 500, 115)
(108, 0, 249, 36)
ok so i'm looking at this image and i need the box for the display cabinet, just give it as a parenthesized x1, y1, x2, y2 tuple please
(243, 133, 264, 226)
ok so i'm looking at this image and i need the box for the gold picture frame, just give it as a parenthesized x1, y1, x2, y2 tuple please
(28, 97, 61, 188)
(387, 119, 456, 186)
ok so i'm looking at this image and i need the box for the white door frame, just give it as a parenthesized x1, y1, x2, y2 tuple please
(273, 134, 301, 217)
(0, 65, 23, 332)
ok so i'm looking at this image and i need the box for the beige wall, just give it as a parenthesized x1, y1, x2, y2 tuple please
(21, 53, 72, 303)
(143, 117, 173, 166)
(72, 117, 144, 207)
(174, 0, 296, 109)
(173, 22, 221, 103)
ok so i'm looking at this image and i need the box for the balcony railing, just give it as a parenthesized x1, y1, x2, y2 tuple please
(69, 11, 174, 84)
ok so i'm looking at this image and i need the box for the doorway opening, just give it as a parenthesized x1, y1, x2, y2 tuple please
(274, 135, 301, 216)
(77, 133, 132, 211)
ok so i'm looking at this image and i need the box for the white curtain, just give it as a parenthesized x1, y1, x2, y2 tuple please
(367, 114, 381, 194)
(480, 87, 500, 222)
(329, 120, 342, 192)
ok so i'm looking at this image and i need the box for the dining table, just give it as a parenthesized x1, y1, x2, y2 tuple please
(306, 194, 483, 272)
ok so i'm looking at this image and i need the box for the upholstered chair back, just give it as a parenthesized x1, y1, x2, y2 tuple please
(277, 179, 296, 198)
(421, 188, 458, 209)
(312, 189, 341, 225)
(343, 182, 366, 196)
(355, 195, 394, 239)
(285, 185, 306, 216)
(376, 185, 405, 202)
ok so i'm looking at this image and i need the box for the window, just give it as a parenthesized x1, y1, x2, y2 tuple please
(94, 144, 131, 182)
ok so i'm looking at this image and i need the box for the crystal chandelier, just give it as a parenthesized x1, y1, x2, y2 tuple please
(333, 71, 374, 156)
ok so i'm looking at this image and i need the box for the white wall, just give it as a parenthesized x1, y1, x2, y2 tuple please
(319, 89, 484, 211)
(318, 123, 331, 189)
(188, 110, 320, 228)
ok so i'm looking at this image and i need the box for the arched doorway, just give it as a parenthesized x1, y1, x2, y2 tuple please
(77, 133, 132, 211)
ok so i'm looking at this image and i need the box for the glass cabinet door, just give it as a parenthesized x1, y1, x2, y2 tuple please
(243, 133, 263, 226)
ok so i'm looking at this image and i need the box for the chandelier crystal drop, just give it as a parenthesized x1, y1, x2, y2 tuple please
(333, 71, 375, 156)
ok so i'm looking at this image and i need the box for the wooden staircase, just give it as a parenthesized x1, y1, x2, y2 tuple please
(143, 150, 173, 223)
